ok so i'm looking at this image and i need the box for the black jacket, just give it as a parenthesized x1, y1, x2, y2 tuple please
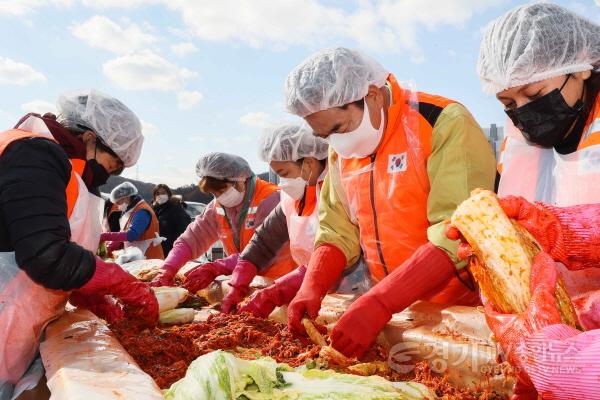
(0, 137, 96, 290)
(153, 198, 191, 256)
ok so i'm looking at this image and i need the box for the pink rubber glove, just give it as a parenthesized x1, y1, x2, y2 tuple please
(221, 259, 258, 314)
(182, 253, 239, 293)
(331, 243, 455, 359)
(150, 242, 193, 287)
(69, 292, 125, 323)
(288, 244, 347, 335)
(240, 265, 306, 318)
(482, 252, 562, 399)
(521, 324, 600, 400)
(499, 197, 600, 271)
(74, 257, 158, 327)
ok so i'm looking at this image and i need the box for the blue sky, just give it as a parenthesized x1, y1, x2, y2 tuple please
(0, 0, 598, 187)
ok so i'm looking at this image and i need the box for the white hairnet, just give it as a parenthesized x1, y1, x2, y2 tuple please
(57, 89, 144, 167)
(259, 121, 329, 163)
(195, 152, 252, 181)
(285, 47, 389, 117)
(110, 181, 138, 203)
(478, 3, 600, 94)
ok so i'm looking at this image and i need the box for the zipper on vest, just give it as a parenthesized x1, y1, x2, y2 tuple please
(369, 153, 389, 276)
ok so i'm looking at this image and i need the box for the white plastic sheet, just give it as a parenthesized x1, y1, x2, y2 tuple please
(39, 308, 164, 400)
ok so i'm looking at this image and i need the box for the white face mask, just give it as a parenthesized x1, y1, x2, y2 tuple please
(117, 202, 129, 212)
(156, 194, 169, 205)
(279, 177, 307, 200)
(328, 99, 384, 159)
(217, 185, 245, 208)
(278, 160, 312, 200)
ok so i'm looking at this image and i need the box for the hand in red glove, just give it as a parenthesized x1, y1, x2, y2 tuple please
(100, 231, 128, 244)
(498, 197, 600, 270)
(73, 257, 159, 327)
(331, 243, 455, 359)
(182, 253, 239, 293)
(150, 242, 193, 287)
(482, 251, 562, 399)
(287, 245, 347, 335)
(221, 259, 258, 314)
(69, 292, 125, 323)
(240, 265, 307, 318)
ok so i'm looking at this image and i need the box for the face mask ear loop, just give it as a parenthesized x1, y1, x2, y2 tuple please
(559, 74, 572, 92)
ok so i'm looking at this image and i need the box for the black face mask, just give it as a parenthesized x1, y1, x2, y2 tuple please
(85, 159, 110, 189)
(505, 75, 585, 148)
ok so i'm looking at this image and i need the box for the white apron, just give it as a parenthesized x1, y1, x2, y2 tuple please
(280, 182, 373, 295)
(0, 116, 103, 398)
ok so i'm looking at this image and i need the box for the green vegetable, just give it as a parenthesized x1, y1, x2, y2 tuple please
(159, 308, 195, 325)
(163, 351, 436, 400)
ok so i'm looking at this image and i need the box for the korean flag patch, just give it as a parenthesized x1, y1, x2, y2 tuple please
(388, 153, 407, 173)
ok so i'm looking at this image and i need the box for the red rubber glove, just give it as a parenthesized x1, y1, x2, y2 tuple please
(150, 242, 193, 287)
(482, 251, 562, 399)
(221, 259, 258, 314)
(182, 253, 239, 293)
(240, 265, 307, 318)
(69, 292, 125, 323)
(73, 257, 159, 327)
(287, 245, 346, 335)
(100, 231, 128, 243)
(331, 243, 455, 359)
(498, 196, 600, 271)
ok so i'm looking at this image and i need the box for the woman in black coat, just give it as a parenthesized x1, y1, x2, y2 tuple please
(152, 184, 191, 256)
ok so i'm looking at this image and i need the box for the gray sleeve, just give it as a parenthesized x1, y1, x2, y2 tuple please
(240, 204, 290, 271)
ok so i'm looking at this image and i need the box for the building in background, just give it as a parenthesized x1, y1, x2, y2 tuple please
(483, 123, 504, 160)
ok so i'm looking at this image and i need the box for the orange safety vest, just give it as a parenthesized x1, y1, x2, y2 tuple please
(0, 129, 84, 214)
(216, 178, 296, 279)
(338, 75, 456, 283)
(122, 200, 164, 260)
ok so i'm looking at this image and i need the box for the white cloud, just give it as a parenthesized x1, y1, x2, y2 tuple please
(162, 0, 500, 56)
(177, 90, 203, 110)
(103, 51, 196, 91)
(141, 119, 160, 137)
(239, 111, 276, 128)
(171, 42, 198, 57)
(81, 0, 159, 9)
(0, 0, 71, 16)
(70, 16, 157, 55)
(21, 99, 56, 115)
(0, 57, 47, 85)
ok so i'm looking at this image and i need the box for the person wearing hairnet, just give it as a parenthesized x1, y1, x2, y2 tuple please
(0, 89, 157, 399)
(151, 152, 296, 289)
(467, 3, 600, 398)
(211, 122, 329, 315)
(101, 181, 164, 260)
(284, 47, 496, 358)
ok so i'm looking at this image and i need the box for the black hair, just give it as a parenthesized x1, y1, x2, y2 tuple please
(153, 184, 173, 199)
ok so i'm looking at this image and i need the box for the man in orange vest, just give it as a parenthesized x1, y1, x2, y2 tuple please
(102, 181, 165, 260)
(284, 48, 496, 358)
(0, 90, 157, 399)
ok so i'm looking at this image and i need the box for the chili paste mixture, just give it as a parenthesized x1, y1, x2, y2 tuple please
(111, 312, 506, 399)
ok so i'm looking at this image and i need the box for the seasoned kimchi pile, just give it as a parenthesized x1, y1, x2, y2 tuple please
(111, 312, 506, 399)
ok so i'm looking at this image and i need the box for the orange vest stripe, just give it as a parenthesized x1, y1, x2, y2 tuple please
(216, 178, 296, 279)
(0, 129, 80, 218)
(124, 200, 164, 260)
(339, 75, 456, 282)
(577, 93, 600, 150)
